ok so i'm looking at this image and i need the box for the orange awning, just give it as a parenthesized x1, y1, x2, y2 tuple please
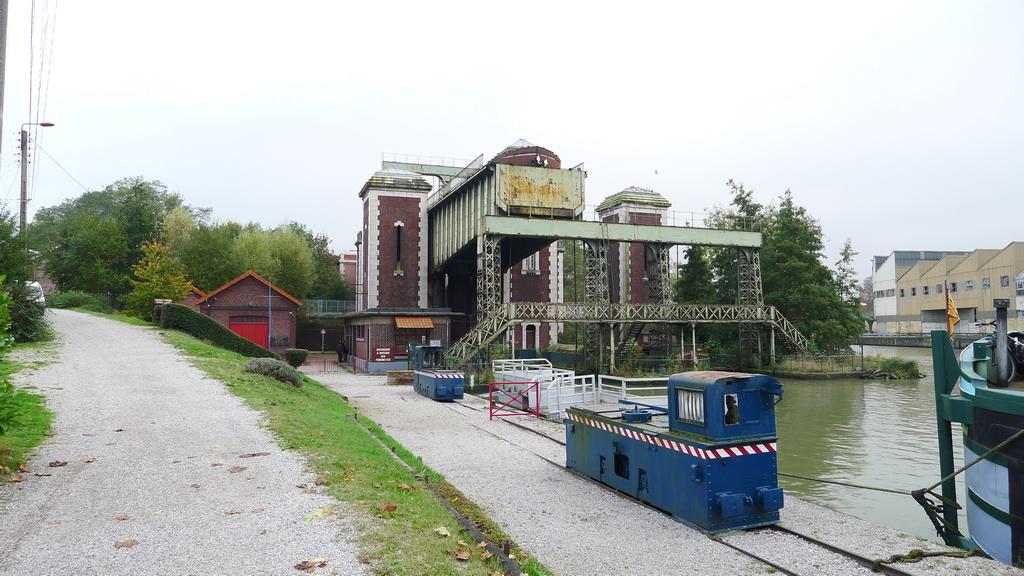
(395, 316, 434, 329)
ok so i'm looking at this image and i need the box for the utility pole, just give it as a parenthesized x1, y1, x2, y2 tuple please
(19, 127, 27, 235)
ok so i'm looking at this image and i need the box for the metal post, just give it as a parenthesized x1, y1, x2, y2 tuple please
(0, 0, 8, 179)
(930, 331, 962, 541)
(19, 128, 27, 236)
(691, 323, 697, 365)
(609, 324, 616, 374)
(680, 326, 686, 364)
(770, 329, 776, 365)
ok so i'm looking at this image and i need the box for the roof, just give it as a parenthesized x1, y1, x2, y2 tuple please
(359, 167, 432, 197)
(596, 186, 671, 212)
(395, 316, 434, 329)
(194, 271, 303, 307)
(189, 285, 206, 297)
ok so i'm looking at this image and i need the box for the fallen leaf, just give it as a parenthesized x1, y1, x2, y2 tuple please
(211, 463, 223, 467)
(84, 457, 96, 464)
(113, 514, 128, 521)
(17, 464, 29, 473)
(372, 482, 382, 489)
(225, 509, 243, 515)
(302, 486, 317, 494)
(113, 428, 125, 432)
(508, 553, 516, 560)
(375, 503, 397, 513)
(480, 550, 493, 561)
(490, 572, 503, 576)
(251, 507, 265, 513)
(239, 452, 270, 458)
(33, 473, 51, 477)
(48, 460, 68, 468)
(113, 539, 138, 549)
(306, 506, 336, 521)
(477, 541, 487, 548)
(457, 539, 469, 547)
(227, 466, 247, 474)
(433, 526, 451, 537)
(314, 476, 327, 486)
(294, 558, 328, 573)
(454, 549, 471, 561)
(190, 483, 200, 489)
(397, 482, 413, 491)
(10, 475, 22, 482)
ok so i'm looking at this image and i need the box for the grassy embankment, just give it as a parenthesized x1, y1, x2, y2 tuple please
(0, 343, 55, 477)
(164, 329, 550, 576)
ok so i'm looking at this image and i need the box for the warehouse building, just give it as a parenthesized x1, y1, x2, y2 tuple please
(872, 242, 1024, 333)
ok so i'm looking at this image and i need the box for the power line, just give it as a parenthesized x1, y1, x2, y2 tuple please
(36, 143, 87, 192)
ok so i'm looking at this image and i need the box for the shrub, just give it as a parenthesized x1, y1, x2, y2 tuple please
(0, 381, 19, 435)
(160, 303, 275, 358)
(5, 282, 50, 343)
(282, 348, 308, 368)
(243, 357, 303, 387)
(47, 291, 112, 313)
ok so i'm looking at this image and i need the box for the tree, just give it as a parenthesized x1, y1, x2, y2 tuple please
(0, 207, 32, 283)
(177, 222, 243, 292)
(50, 213, 129, 295)
(289, 222, 352, 300)
(673, 246, 714, 305)
(124, 242, 192, 320)
(161, 206, 195, 254)
(833, 239, 860, 307)
(267, 227, 314, 298)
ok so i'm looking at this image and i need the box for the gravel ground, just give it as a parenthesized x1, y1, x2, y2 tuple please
(317, 370, 1023, 576)
(0, 310, 365, 576)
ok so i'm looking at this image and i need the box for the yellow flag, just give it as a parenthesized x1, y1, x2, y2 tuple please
(946, 281, 960, 335)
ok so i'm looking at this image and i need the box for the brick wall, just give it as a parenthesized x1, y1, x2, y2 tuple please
(199, 276, 298, 352)
(375, 196, 422, 308)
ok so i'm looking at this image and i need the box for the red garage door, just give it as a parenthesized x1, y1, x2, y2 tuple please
(229, 321, 268, 348)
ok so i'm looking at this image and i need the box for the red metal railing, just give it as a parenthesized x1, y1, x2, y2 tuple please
(488, 381, 540, 420)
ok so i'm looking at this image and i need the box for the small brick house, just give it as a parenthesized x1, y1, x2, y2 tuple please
(181, 286, 206, 309)
(194, 271, 302, 353)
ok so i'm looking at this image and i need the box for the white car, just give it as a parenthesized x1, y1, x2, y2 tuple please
(25, 281, 45, 305)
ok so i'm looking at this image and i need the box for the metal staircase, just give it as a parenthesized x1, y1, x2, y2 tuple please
(616, 323, 645, 357)
(445, 302, 812, 366)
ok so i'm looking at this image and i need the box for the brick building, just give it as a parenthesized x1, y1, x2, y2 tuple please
(194, 271, 302, 353)
(181, 286, 206, 309)
(344, 168, 455, 373)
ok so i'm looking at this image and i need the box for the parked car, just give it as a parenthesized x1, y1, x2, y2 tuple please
(25, 281, 45, 305)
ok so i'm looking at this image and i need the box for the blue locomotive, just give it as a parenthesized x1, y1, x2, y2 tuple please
(565, 371, 784, 533)
(412, 345, 464, 402)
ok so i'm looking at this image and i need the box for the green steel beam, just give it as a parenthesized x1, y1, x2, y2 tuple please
(382, 161, 465, 179)
(483, 215, 762, 248)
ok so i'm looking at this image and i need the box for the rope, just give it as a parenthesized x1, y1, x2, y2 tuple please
(922, 426, 1024, 493)
(779, 472, 910, 495)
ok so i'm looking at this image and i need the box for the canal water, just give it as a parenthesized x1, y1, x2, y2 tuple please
(776, 345, 967, 542)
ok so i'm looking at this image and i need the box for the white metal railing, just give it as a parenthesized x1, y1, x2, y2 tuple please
(382, 152, 471, 168)
(597, 375, 669, 406)
(544, 374, 596, 416)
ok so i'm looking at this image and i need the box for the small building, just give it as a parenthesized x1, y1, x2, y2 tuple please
(181, 286, 206, 309)
(194, 271, 302, 353)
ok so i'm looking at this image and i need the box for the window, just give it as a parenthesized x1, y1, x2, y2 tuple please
(355, 325, 366, 341)
(724, 394, 740, 425)
(982, 277, 991, 289)
(923, 285, 930, 296)
(522, 252, 540, 274)
(965, 280, 974, 291)
(1016, 274, 1024, 296)
(911, 287, 917, 296)
(899, 288, 905, 297)
(1001, 275, 1010, 287)
(886, 289, 896, 297)
(676, 388, 704, 424)
(393, 222, 404, 275)
(950, 282, 958, 293)
(936, 284, 943, 294)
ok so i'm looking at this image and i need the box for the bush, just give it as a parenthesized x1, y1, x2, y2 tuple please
(160, 303, 275, 358)
(47, 291, 112, 313)
(243, 357, 303, 387)
(0, 381, 19, 435)
(5, 282, 49, 343)
(282, 348, 308, 368)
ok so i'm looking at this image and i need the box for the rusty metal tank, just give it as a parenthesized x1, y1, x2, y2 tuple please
(491, 139, 583, 218)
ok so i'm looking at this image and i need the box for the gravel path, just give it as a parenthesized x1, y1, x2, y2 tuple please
(0, 310, 365, 576)
(318, 370, 1023, 576)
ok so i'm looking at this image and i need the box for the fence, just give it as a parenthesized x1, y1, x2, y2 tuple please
(302, 300, 357, 316)
(597, 374, 670, 405)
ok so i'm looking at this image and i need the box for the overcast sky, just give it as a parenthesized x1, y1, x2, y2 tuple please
(1, 0, 1021, 278)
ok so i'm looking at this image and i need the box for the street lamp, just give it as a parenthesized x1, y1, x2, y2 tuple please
(19, 121, 56, 236)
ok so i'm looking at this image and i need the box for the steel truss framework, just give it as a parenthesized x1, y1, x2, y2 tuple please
(737, 247, 765, 362)
(446, 301, 811, 365)
(582, 239, 610, 359)
(476, 234, 503, 319)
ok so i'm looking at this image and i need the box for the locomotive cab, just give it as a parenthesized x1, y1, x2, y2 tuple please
(412, 345, 464, 401)
(565, 370, 785, 532)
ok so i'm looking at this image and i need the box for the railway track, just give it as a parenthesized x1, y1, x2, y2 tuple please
(441, 400, 920, 576)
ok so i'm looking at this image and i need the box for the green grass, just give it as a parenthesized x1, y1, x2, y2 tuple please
(164, 329, 551, 576)
(71, 308, 156, 327)
(0, 344, 54, 478)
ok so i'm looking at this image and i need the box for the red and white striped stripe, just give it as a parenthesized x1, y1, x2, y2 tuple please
(566, 412, 776, 460)
(414, 371, 464, 379)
